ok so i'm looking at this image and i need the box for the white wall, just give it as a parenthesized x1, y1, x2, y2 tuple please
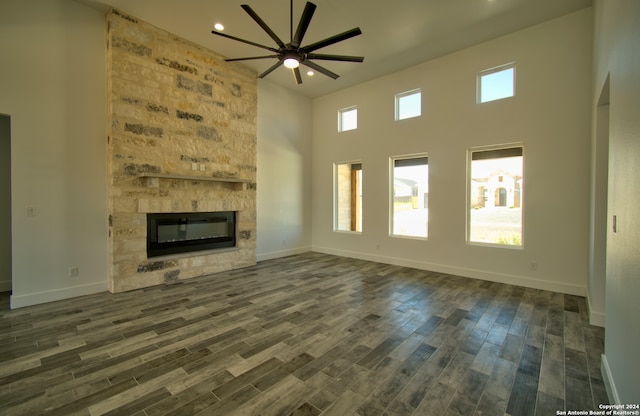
(594, 0, 640, 404)
(0, 0, 109, 307)
(0, 115, 11, 292)
(0, 0, 313, 307)
(311, 9, 593, 296)
(256, 79, 313, 260)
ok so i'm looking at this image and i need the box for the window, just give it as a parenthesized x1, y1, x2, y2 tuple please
(478, 63, 515, 103)
(395, 89, 421, 120)
(391, 155, 428, 238)
(468, 145, 523, 247)
(338, 106, 357, 132)
(335, 162, 362, 232)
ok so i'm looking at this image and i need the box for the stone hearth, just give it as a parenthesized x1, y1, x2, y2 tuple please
(106, 9, 257, 292)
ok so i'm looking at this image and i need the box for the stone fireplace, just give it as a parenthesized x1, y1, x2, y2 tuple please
(106, 9, 257, 292)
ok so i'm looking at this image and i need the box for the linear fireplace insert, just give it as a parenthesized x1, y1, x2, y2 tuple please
(147, 211, 236, 257)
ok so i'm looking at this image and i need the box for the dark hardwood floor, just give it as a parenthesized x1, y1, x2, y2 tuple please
(0, 252, 608, 415)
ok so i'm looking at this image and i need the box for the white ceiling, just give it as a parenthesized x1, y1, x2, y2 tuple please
(78, 0, 592, 98)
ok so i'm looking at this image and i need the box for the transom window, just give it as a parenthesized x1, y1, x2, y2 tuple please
(478, 63, 515, 103)
(395, 89, 421, 120)
(338, 106, 358, 132)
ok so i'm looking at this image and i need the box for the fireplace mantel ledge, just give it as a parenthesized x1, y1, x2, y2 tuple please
(138, 173, 253, 185)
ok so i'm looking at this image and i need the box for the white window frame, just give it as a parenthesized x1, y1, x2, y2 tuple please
(467, 143, 524, 249)
(390, 153, 429, 240)
(338, 106, 358, 132)
(334, 161, 363, 233)
(395, 89, 422, 121)
(477, 63, 516, 104)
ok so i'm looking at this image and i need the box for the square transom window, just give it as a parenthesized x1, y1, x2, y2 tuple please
(478, 63, 515, 103)
(395, 89, 421, 120)
(338, 106, 357, 132)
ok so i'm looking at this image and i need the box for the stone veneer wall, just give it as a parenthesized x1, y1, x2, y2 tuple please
(106, 9, 257, 292)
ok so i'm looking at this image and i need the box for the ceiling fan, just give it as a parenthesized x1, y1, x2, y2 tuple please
(211, 0, 364, 85)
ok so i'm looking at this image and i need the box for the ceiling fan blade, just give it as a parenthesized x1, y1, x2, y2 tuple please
(225, 55, 279, 62)
(258, 60, 284, 78)
(211, 30, 279, 53)
(301, 27, 362, 53)
(306, 53, 364, 62)
(291, 2, 316, 48)
(301, 60, 339, 79)
(241, 4, 286, 49)
(293, 67, 303, 85)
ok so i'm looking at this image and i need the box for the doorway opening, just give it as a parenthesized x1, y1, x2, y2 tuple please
(588, 74, 609, 326)
(0, 114, 12, 296)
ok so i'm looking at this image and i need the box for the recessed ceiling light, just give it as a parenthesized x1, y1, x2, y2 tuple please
(214, 23, 224, 31)
(307, 70, 314, 76)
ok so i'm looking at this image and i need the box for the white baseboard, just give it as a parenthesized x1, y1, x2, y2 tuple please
(10, 281, 108, 309)
(587, 296, 606, 327)
(312, 246, 587, 296)
(601, 354, 620, 404)
(256, 246, 311, 262)
(0, 279, 11, 293)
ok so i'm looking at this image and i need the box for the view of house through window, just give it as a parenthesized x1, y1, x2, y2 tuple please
(391, 156, 428, 238)
(335, 162, 362, 232)
(478, 63, 515, 103)
(469, 146, 523, 246)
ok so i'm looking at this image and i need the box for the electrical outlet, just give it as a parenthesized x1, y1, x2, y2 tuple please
(530, 261, 537, 271)
(25, 206, 36, 217)
(191, 163, 198, 171)
(69, 266, 79, 278)
(199, 163, 206, 172)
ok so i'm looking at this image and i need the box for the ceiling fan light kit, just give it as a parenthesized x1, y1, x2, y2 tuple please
(283, 58, 300, 69)
(211, 0, 364, 85)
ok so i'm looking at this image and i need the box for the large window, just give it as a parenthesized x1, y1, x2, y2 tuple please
(395, 89, 421, 120)
(335, 162, 362, 232)
(391, 155, 428, 238)
(478, 63, 515, 103)
(338, 106, 357, 132)
(468, 145, 523, 246)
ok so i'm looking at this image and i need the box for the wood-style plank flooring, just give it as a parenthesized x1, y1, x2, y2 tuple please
(0, 253, 608, 415)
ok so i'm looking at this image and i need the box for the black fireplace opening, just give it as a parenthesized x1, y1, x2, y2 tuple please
(147, 211, 236, 258)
